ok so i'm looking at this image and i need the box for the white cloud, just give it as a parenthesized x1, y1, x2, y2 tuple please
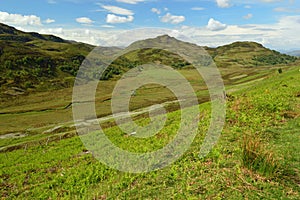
(76, 17, 93, 24)
(116, 0, 145, 4)
(37, 27, 115, 46)
(106, 14, 134, 24)
(102, 5, 134, 15)
(101, 25, 115, 28)
(216, 0, 231, 8)
(0, 11, 42, 26)
(161, 13, 185, 24)
(44, 18, 55, 24)
(179, 15, 300, 50)
(206, 18, 227, 31)
(243, 13, 253, 19)
(151, 8, 161, 15)
(14, 13, 300, 51)
(244, 5, 251, 9)
(191, 7, 205, 11)
(277, 15, 300, 27)
(40, 28, 64, 34)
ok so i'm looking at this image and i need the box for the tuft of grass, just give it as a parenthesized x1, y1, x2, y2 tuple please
(242, 134, 281, 177)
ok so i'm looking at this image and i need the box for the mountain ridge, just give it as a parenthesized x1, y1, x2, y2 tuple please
(0, 23, 69, 43)
(0, 23, 298, 96)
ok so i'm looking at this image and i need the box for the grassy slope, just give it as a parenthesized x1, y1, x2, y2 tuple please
(205, 41, 297, 68)
(0, 66, 299, 199)
(0, 23, 299, 199)
(0, 24, 298, 95)
(0, 23, 94, 93)
(1, 30, 298, 135)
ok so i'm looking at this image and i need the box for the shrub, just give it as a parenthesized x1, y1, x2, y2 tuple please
(24, 81, 33, 88)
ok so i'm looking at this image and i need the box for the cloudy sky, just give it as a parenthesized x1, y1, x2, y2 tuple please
(0, 0, 300, 51)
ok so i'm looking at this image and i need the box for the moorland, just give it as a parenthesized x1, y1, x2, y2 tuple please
(0, 23, 299, 199)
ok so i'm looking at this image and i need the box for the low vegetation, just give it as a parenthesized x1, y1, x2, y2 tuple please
(206, 41, 298, 68)
(0, 23, 299, 199)
(0, 23, 298, 96)
(0, 23, 94, 92)
(0, 66, 299, 199)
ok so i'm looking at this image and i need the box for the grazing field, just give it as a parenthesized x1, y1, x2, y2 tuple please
(0, 64, 286, 136)
(0, 66, 299, 199)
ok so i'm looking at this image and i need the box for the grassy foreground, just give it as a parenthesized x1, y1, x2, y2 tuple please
(0, 67, 300, 199)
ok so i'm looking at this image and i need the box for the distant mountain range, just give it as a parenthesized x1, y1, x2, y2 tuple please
(286, 50, 300, 57)
(0, 23, 298, 95)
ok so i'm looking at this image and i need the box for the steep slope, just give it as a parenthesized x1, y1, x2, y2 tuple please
(0, 23, 66, 43)
(0, 23, 95, 93)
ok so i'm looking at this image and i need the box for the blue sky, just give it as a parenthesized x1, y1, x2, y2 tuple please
(0, 0, 300, 50)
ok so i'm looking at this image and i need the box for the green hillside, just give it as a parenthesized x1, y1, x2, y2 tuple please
(205, 41, 297, 67)
(0, 64, 299, 199)
(0, 23, 94, 93)
(86, 35, 299, 81)
(0, 23, 298, 96)
(0, 22, 299, 199)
